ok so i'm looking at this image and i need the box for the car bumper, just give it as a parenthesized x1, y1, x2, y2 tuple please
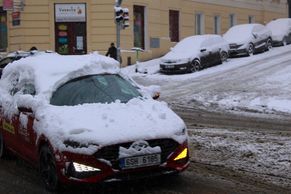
(54, 141, 190, 184)
(228, 48, 248, 56)
(160, 63, 190, 74)
(272, 40, 283, 47)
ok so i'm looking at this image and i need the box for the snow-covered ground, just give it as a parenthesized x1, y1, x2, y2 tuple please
(122, 44, 291, 189)
(190, 127, 291, 189)
(122, 44, 291, 115)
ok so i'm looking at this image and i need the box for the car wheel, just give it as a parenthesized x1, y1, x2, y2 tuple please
(220, 51, 228, 62)
(39, 145, 59, 192)
(266, 38, 272, 51)
(282, 37, 287, 46)
(0, 132, 6, 159)
(247, 43, 254, 56)
(190, 59, 201, 72)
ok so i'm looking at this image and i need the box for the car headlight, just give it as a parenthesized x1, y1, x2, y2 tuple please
(66, 162, 102, 179)
(72, 162, 101, 172)
(176, 58, 190, 64)
(174, 148, 188, 161)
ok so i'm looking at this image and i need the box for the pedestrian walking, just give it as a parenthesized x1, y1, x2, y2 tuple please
(105, 42, 117, 60)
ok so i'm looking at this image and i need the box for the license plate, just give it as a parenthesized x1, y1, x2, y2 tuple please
(165, 65, 174, 69)
(120, 154, 161, 169)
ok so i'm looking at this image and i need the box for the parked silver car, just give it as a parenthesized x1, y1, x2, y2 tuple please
(223, 24, 272, 57)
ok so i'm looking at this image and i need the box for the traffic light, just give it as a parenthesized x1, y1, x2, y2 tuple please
(115, 7, 124, 23)
(122, 8, 129, 29)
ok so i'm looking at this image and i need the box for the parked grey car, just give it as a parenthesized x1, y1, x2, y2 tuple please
(160, 35, 229, 74)
(223, 24, 272, 57)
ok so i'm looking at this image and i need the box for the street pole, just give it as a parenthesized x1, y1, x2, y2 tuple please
(288, 0, 291, 18)
(116, 21, 121, 65)
(115, 0, 122, 66)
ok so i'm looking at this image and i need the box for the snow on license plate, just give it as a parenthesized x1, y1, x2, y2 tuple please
(120, 154, 161, 169)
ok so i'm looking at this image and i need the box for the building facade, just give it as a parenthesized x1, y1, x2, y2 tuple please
(0, 0, 288, 65)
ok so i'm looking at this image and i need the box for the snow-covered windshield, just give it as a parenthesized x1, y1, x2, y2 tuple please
(50, 74, 141, 106)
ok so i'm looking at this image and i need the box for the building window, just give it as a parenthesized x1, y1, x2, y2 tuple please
(0, 8, 8, 52)
(169, 10, 179, 42)
(134, 5, 145, 49)
(229, 14, 236, 28)
(195, 13, 204, 35)
(214, 15, 221, 34)
(248, 16, 255, 23)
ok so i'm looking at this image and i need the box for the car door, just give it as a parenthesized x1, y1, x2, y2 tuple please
(199, 39, 213, 68)
(8, 81, 38, 162)
(253, 25, 267, 50)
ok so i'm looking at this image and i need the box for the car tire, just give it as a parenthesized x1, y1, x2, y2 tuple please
(220, 51, 228, 62)
(189, 59, 201, 73)
(282, 37, 287, 46)
(39, 145, 59, 192)
(266, 38, 272, 51)
(0, 132, 6, 159)
(247, 43, 254, 56)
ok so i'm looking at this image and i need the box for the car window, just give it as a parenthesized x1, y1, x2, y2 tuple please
(50, 74, 141, 106)
(0, 57, 13, 68)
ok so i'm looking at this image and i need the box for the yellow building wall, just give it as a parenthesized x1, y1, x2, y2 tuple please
(3, 0, 288, 65)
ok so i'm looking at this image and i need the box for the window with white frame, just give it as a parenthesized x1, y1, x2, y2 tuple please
(214, 15, 221, 34)
(195, 13, 204, 35)
(229, 14, 236, 28)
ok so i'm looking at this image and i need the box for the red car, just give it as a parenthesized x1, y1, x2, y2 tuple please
(0, 52, 189, 191)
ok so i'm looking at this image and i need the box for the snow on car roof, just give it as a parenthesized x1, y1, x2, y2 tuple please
(266, 18, 291, 38)
(223, 23, 259, 43)
(162, 35, 219, 60)
(173, 35, 217, 51)
(1, 52, 120, 98)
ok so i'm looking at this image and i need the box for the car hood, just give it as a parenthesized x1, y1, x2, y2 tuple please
(161, 50, 198, 62)
(34, 98, 187, 155)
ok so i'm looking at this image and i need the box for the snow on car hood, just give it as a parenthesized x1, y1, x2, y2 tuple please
(161, 50, 197, 62)
(223, 24, 254, 44)
(34, 98, 186, 155)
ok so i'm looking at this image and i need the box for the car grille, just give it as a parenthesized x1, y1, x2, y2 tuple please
(94, 138, 179, 169)
(229, 44, 239, 49)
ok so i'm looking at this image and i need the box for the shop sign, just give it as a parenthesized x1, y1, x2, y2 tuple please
(55, 4, 86, 22)
(12, 11, 20, 26)
(3, 0, 13, 11)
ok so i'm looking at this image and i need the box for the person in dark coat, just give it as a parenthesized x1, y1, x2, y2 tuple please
(106, 43, 117, 60)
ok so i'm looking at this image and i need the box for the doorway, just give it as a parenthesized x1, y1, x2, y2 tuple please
(54, 3, 87, 55)
(55, 22, 86, 55)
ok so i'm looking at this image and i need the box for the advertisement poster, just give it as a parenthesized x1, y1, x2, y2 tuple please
(12, 11, 20, 26)
(3, 0, 13, 11)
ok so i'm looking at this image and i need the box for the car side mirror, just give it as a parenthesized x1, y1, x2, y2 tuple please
(152, 92, 160, 100)
(200, 48, 207, 52)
